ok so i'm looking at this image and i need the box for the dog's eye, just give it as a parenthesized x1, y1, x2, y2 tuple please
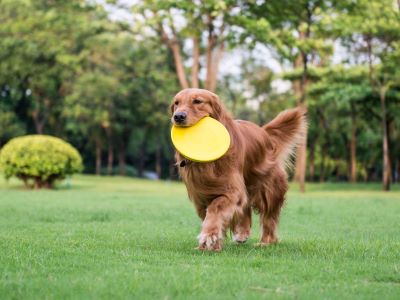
(193, 99, 202, 104)
(174, 100, 179, 105)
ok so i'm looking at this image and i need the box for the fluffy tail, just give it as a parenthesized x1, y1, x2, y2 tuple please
(263, 106, 307, 166)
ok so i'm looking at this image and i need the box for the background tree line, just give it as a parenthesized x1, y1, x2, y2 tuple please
(0, 0, 399, 190)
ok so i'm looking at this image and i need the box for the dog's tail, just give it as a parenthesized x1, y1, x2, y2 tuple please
(263, 106, 307, 167)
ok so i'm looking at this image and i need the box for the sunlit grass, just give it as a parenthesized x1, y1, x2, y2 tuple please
(1, 175, 399, 299)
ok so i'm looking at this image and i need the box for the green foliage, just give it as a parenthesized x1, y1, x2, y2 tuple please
(0, 0, 399, 183)
(235, 0, 334, 63)
(0, 135, 82, 188)
(333, 0, 400, 89)
(0, 100, 25, 146)
(0, 0, 112, 133)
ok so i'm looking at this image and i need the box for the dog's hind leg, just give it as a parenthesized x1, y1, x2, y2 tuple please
(259, 170, 288, 246)
(231, 205, 252, 244)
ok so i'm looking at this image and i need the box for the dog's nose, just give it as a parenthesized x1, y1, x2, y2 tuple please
(174, 112, 187, 123)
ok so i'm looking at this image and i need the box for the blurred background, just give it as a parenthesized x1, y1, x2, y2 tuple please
(0, 0, 399, 190)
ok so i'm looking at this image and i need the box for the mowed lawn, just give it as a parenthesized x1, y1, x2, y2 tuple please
(0, 176, 399, 300)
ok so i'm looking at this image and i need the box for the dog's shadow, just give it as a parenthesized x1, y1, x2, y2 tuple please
(180, 239, 312, 258)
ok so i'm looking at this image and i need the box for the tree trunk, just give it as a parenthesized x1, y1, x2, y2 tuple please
(31, 94, 49, 134)
(159, 23, 189, 89)
(380, 88, 391, 191)
(205, 15, 215, 91)
(295, 52, 309, 191)
(138, 129, 149, 177)
(32, 110, 45, 134)
(106, 128, 113, 176)
(350, 103, 357, 183)
(292, 55, 303, 100)
(294, 117, 308, 191)
(293, 26, 310, 193)
(191, 36, 200, 88)
(155, 142, 162, 179)
(335, 159, 341, 181)
(95, 138, 102, 176)
(169, 157, 175, 180)
(292, 55, 303, 182)
(36, 121, 44, 134)
(319, 144, 327, 182)
(107, 147, 113, 176)
(209, 41, 225, 93)
(296, 139, 307, 192)
(170, 42, 189, 89)
(118, 143, 126, 176)
(309, 141, 315, 181)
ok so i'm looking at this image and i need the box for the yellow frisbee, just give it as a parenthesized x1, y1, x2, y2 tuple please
(171, 117, 231, 162)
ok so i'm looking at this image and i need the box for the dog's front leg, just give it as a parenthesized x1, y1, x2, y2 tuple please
(197, 195, 237, 251)
(232, 205, 252, 244)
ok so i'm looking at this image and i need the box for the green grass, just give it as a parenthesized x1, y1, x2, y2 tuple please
(1, 176, 399, 300)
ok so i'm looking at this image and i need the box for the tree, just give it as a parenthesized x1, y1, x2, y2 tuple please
(334, 0, 400, 190)
(0, 0, 110, 135)
(65, 72, 119, 175)
(131, 0, 244, 92)
(308, 66, 373, 182)
(232, 0, 334, 192)
(1, 0, 399, 184)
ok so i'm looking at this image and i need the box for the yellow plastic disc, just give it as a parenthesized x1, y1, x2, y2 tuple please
(171, 116, 231, 162)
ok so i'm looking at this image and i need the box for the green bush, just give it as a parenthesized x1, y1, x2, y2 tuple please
(0, 135, 82, 189)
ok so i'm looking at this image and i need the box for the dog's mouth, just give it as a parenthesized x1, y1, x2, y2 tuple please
(171, 117, 201, 127)
(171, 119, 191, 127)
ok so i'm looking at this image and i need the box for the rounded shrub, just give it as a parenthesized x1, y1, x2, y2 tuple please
(0, 135, 83, 188)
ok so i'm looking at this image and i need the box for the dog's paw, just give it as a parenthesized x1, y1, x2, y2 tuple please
(197, 231, 223, 251)
(254, 242, 272, 247)
(256, 235, 278, 247)
(232, 231, 250, 244)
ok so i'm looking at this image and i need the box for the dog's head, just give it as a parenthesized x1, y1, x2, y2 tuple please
(170, 88, 224, 127)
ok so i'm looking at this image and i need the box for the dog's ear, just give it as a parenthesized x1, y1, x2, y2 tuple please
(209, 93, 223, 120)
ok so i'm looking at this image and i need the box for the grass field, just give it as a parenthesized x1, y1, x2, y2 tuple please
(1, 175, 399, 299)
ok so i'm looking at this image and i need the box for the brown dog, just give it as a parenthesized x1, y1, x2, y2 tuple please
(171, 88, 307, 251)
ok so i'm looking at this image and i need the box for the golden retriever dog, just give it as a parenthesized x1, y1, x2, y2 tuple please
(171, 88, 306, 251)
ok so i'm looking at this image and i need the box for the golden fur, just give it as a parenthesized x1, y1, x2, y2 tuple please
(171, 88, 307, 251)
